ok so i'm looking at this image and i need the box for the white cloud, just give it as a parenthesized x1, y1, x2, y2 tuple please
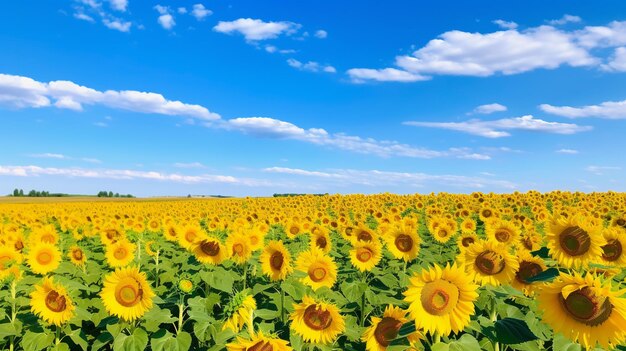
(586, 165, 621, 175)
(264, 167, 517, 189)
(540, 98, 626, 119)
(108, 0, 128, 11)
(94, 121, 108, 127)
(177, 7, 187, 14)
(154, 5, 168, 14)
(473, 103, 507, 114)
(0, 73, 219, 120)
(556, 148, 579, 154)
(158, 14, 175, 30)
(0, 165, 249, 185)
(82, 158, 102, 164)
(404, 115, 592, 138)
(602, 47, 626, 71)
(314, 30, 328, 39)
(548, 14, 582, 26)
(493, 20, 518, 30)
(74, 12, 95, 22)
(575, 20, 626, 48)
(173, 162, 207, 169)
(287, 59, 335, 73)
(102, 18, 131, 32)
(191, 4, 212, 20)
(29, 153, 68, 160)
(213, 18, 300, 41)
(347, 68, 428, 83)
(222, 117, 490, 159)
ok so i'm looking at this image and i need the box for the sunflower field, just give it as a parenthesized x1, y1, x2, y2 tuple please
(1, 192, 626, 351)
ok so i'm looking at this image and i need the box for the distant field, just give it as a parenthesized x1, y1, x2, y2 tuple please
(0, 196, 194, 204)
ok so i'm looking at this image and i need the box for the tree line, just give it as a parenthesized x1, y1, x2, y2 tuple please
(8, 189, 133, 198)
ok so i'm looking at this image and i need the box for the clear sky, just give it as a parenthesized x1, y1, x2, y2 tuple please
(1, 0, 625, 196)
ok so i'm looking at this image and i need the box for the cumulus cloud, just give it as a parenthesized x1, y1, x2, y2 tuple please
(287, 59, 336, 73)
(403, 115, 592, 138)
(314, 30, 328, 39)
(473, 103, 507, 114)
(154, 5, 175, 30)
(540, 98, 626, 119)
(191, 4, 212, 20)
(548, 14, 582, 26)
(213, 18, 301, 41)
(0, 73, 219, 120)
(346, 19, 626, 82)
(264, 167, 517, 189)
(102, 18, 131, 32)
(222, 117, 490, 159)
(493, 20, 518, 30)
(347, 68, 428, 83)
(108, 0, 128, 12)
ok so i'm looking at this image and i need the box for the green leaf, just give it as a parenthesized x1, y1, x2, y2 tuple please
(21, 331, 55, 351)
(255, 308, 279, 320)
(341, 281, 367, 302)
(0, 322, 18, 340)
(51, 343, 71, 351)
(151, 330, 192, 351)
(113, 328, 149, 351)
(525, 268, 560, 283)
(432, 334, 482, 351)
(553, 333, 582, 351)
(66, 328, 89, 351)
(483, 318, 539, 345)
(201, 267, 235, 293)
(142, 306, 177, 333)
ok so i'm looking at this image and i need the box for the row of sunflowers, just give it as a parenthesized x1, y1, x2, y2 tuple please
(1, 191, 626, 350)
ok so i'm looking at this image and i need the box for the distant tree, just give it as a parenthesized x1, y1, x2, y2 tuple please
(13, 189, 19, 197)
(114, 193, 120, 197)
(19, 189, 24, 196)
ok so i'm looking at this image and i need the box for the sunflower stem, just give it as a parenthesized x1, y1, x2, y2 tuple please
(490, 301, 500, 351)
(280, 284, 285, 323)
(177, 295, 185, 334)
(154, 250, 160, 288)
(55, 324, 61, 345)
(242, 262, 248, 290)
(433, 331, 441, 345)
(136, 235, 142, 270)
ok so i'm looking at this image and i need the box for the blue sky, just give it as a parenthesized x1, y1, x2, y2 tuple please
(1, 0, 625, 196)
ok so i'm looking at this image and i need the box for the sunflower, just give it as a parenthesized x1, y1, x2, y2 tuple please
(27, 243, 62, 275)
(178, 224, 204, 250)
(30, 277, 75, 325)
(428, 218, 456, 244)
(510, 251, 548, 296)
(598, 227, 626, 267)
(460, 218, 477, 234)
(384, 223, 420, 262)
(285, 220, 303, 239)
(479, 207, 498, 222)
(519, 229, 542, 252)
(546, 214, 604, 269)
(67, 245, 87, 267)
(105, 239, 136, 268)
(226, 231, 252, 265)
(246, 227, 266, 252)
(227, 331, 293, 351)
(537, 272, 626, 349)
(352, 225, 377, 244)
(404, 263, 478, 336)
(223, 290, 257, 333)
(350, 241, 382, 272)
(147, 219, 161, 232)
(191, 236, 228, 265)
(100, 266, 155, 321)
(362, 305, 420, 351)
(29, 225, 59, 245)
(460, 240, 519, 286)
(295, 249, 338, 291)
(456, 232, 479, 253)
(0, 245, 23, 281)
(485, 219, 520, 247)
(290, 296, 345, 345)
(260, 240, 293, 281)
(310, 226, 332, 254)
(164, 224, 179, 242)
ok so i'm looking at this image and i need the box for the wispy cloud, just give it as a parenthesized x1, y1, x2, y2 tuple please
(540, 98, 626, 119)
(213, 18, 301, 41)
(28, 153, 102, 164)
(404, 115, 592, 138)
(173, 162, 207, 169)
(287, 59, 336, 73)
(556, 148, 579, 154)
(586, 165, 621, 175)
(472, 103, 507, 114)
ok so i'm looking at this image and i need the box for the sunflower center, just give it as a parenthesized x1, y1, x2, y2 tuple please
(249, 236, 259, 245)
(41, 234, 55, 243)
(616, 218, 626, 227)
(200, 241, 220, 256)
(289, 226, 299, 235)
(461, 237, 475, 247)
(559, 226, 591, 256)
(495, 230, 511, 243)
(374, 317, 403, 347)
(420, 280, 460, 316)
(15, 241, 24, 251)
(309, 266, 327, 282)
(232, 243, 244, 255)
(185, 230, 197, 243)
(522, 236, 534, 250)
(270, 251, 284, 270)
(0, 255, 10, 269)
(482, 210, 492, 218)
(437, 229, 449, 238)
(515, 261, 543, 284)
(303, 305, 332, 331)
(559, 287, 613, 326)
(73, 249, 84, 261)
(167, 228, 177, 237)
(475, 250, 505, 275)
(114, 247, 128, 260)
(395, 234, 413, 252)
(36, 250, 53, 265)
(45, 290, 67, 313)
(358, 230, 373, 242)
(357, 248, 373, 262)
(601, 239, 622, 262)
(248, 341, 273, 351)
(316, 236, 327, 249)
(345, 227, 353, 236)
(115, 278, 143, 307)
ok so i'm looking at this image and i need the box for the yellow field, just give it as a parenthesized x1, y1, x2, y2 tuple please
(1, 192, 625, 351)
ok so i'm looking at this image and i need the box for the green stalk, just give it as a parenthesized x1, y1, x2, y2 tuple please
(433, 331, 441, 345)
(177, 295, 185, 334)
(55, 325, 61, 346)
(9, 280, 17, 351)
(280, 284, 285, 323)
(490, 302, 500, 351)
(136, 236, 142, 270)
(154, 250, 160, 287)
(242, 262, 248, 290)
